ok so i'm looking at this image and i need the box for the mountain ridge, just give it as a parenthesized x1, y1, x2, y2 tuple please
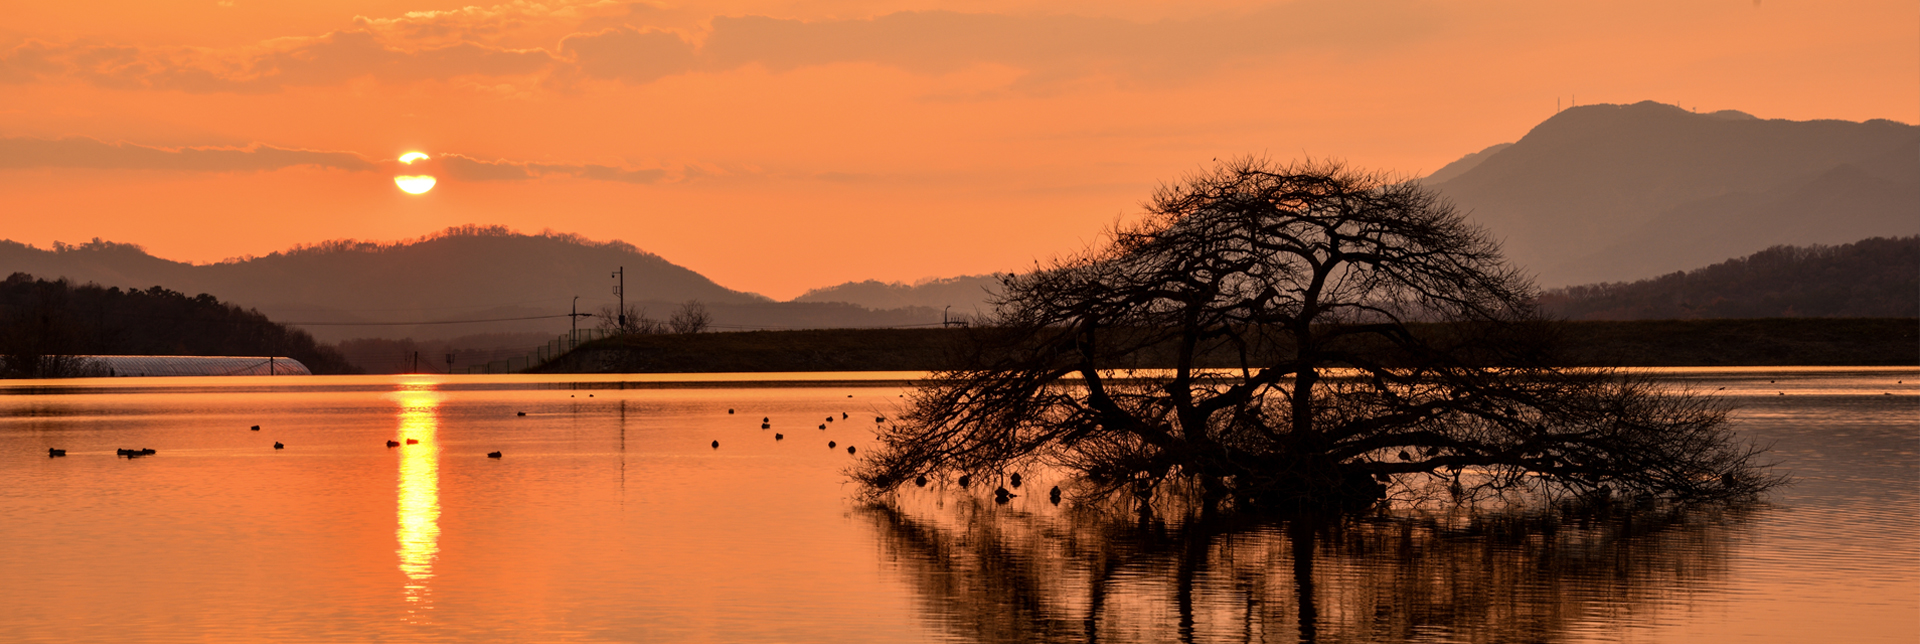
(0, 226, 946, 342)
(8, 101, 1911, 341)
(792, 274, 1004, 315)
(1428, 100, 1918, 286)
(1540, 235, 1918, 320)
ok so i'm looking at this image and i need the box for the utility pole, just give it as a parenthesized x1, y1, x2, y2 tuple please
(611, 267, 625, 333)
(568, 295, 596, 344)
(446, 353, 455, 374)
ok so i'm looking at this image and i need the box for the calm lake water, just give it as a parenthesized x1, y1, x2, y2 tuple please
(1, 368, 1913, 643)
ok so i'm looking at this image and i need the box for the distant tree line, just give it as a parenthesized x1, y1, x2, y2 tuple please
(0, 273, 356, 377)
(335, 333, 556, 374)
(597, 300, 712, 335)
(1540, 236, 1918, 320)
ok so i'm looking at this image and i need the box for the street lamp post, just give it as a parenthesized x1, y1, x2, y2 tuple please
(611, 267, 625, 333)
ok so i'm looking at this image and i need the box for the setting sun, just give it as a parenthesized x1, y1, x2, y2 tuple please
(398, 152, 429, 164)
(394, 175, 437, 195)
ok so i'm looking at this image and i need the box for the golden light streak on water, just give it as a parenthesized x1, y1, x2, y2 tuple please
(392, 382, 443, 617)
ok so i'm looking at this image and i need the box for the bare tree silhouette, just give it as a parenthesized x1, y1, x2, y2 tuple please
(853, 158, 1778, 509)
(597, 303, 664, 336)
(668, 300, 711, 334)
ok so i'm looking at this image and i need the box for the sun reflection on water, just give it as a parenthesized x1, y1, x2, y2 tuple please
(392, 383, 442, 616)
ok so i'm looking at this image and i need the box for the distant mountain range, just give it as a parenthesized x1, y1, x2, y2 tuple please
(792, 275, 1004, 318)
(1540, 236, 1917, 320)
(4, 101, 1910, 345)
(0, 225, 941, 342)
(795, 235, 1920, 322)
(802, 102, 1917, 313)
(1426, 101, 1918, 287)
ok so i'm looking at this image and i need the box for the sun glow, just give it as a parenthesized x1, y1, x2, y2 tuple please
(394, 175, 437, 194)
(398, 152, 430, 164)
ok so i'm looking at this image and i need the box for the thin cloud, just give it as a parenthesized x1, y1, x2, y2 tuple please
(0, 137, 678, 184)
(1, 31, 557, 93)
(4, 2, 1439, 94)
(442, 153, 669, 184)
(561, 3, 1441, 90)
(0, 137, 377, 172)
(351, 0, 667, 47)
(561, 26, 697, 84)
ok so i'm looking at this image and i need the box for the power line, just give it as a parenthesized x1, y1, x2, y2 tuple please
(705, 321, 950, 330)
(266, 295, 593, 314)
(284, 314, 578, 326)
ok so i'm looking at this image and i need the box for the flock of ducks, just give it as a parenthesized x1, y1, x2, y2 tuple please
(718, 406, 1054, 505)
(716, 408, 862, 455)
(49, 425, 508, 459)
(43, 393, 1068, 505)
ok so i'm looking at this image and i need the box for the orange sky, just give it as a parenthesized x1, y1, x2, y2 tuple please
(2, 0, 1914, 300)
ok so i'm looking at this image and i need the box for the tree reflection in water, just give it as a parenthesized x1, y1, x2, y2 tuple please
(860, 496, 1755, 643)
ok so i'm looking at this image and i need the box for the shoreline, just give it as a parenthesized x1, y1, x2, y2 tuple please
(532, 318, 1920, 374)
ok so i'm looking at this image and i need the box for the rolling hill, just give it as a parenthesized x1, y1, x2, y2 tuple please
(1426, 101, 1918, 287)
(1539, 236, 1918, 320)
(791, 274, 1004, 319)
(0, 225, 940, 342)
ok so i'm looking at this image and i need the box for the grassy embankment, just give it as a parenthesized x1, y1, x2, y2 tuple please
(531, 318, 1919, 374)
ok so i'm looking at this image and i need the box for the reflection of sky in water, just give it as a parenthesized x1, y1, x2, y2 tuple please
(0, 370, 1906, 643)
(392, 383, 442, 614)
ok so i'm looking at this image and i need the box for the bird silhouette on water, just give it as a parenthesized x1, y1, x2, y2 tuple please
(914, 475, 928, 487)
(1049, 486, 1062, 504)
(406, 438, 419, 445)
(818, 424, 827, 430)
(957, 474, 971, 488)
(386, 440, 401, 448)
(48, 448, 66, 457)
(251, 425, 260, 431)
(488, 451, 503, 458)
(273, 442, 284, 450)
(828, 441, 837, 448)
(775, 433, 785, 441)
(712, 440, 720, 449)
(994, 487, 1015, 503)
(728, 409, 735, 414)
(1009, 473, 1023, 488)
(846, 445, 856, 454)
